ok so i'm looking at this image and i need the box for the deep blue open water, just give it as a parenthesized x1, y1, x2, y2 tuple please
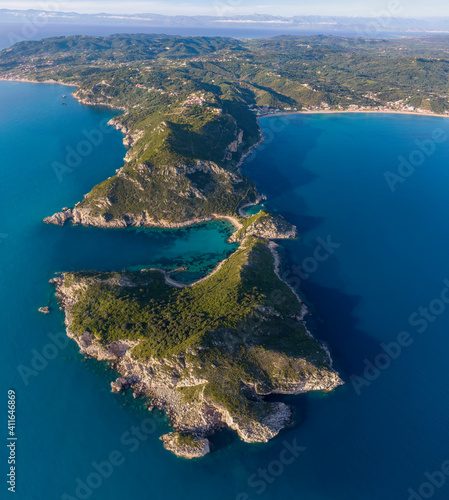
(0, 22, 402, 50)
(2, 82, 449, 499)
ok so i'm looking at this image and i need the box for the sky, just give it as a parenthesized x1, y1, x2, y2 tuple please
(0, 0, 448, 18)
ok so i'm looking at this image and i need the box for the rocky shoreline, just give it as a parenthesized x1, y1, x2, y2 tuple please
(52, 240, 343, 459)
(43, 205, 245, 232)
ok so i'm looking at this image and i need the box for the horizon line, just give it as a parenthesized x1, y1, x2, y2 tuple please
(0, 8, 448, 21)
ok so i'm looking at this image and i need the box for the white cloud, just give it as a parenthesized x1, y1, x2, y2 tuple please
(0, 0, 447, 17)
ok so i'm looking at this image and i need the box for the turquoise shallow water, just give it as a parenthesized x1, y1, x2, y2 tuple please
(2, 82, 449, 500)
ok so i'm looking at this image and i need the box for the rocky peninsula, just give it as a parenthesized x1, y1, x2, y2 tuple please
(0, 33, 356, 458)
(53, 230, 342, 459)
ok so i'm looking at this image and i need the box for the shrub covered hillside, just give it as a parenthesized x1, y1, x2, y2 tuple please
(2, 34, 449, 225)
(56, 236, 342, 453)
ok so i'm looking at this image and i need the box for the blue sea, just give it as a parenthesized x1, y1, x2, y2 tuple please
(2, 82, 449, 500)
(0, 22, 404, 50)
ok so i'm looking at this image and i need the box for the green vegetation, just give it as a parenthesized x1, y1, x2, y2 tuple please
(68, 237, 305, 357)
(2, 34, 449, 225)
(62, 237, 329, 416)
(175, 433, 201, 449)
(234, 211, 269, 240)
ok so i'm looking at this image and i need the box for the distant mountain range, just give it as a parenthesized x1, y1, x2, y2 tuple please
(0, 9, 448, 34)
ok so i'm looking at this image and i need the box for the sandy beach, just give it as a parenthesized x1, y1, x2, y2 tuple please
(0, 77, 79, 87)
(258, 108, 449, 120)
(3, 77, 448, 120)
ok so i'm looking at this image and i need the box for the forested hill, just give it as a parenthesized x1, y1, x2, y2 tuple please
(0, 34, 244, 61)
(1, 33, 449, 226)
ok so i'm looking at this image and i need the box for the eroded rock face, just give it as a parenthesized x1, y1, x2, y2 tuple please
(44, 208, 73, 226)
(111, 378, 129, 393)
(68, 329, 342, 450)
(107, 117, 144, 149)
(44, 206, 217, 229)
(223, 129, 244, 160)
(219, 401, 292, 443)
(230, 212, 297, 243)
